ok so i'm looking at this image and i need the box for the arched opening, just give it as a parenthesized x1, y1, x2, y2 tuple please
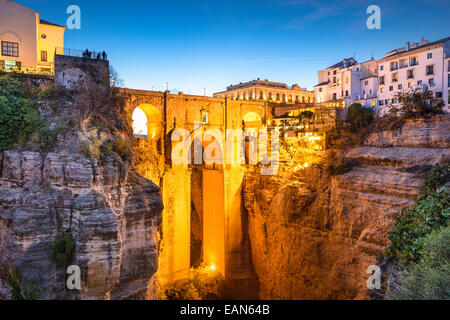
(132, 103, 162, 140)
(243, 112, 262, 129)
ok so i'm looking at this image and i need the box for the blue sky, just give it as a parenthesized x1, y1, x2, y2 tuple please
(18, 0, 450, 95)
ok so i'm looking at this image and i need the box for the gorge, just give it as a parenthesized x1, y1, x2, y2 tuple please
(0, 57, 449, 300)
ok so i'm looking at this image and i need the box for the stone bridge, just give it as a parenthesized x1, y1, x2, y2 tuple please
(121, 88, 314, 297)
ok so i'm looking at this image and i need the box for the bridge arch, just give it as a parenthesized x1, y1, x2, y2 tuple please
(132, 103, 162, 140)
(242, 111, 262, 129)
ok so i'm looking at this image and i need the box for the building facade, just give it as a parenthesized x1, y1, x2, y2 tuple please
(213, 79, 314, 104)
(314, 57, 378, 110)
(377, 37, 450, 114)
(0, 0, 65, 73)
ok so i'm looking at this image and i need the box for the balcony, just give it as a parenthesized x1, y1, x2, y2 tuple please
(410, 61, 419, 66)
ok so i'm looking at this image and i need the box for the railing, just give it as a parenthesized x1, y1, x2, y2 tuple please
(55, 47, 108, 60)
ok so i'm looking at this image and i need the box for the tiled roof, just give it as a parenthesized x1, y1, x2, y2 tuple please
(314, 81, 329, 87)
(40, 19, 65, 28)
(382, 36, 450, 60)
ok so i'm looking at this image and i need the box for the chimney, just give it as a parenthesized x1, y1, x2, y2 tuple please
(406, 42, 410, 51)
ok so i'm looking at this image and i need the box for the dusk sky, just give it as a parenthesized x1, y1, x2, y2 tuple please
(18, 0, 450, 95)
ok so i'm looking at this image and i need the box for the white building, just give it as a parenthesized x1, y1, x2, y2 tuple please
(377, 37, 450, 115)
(0, 0, 65, 73)
(314, 57, 378, 110)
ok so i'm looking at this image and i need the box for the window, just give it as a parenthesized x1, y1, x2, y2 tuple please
(426, 65, 434, 75)
(392, 98, 397, 104)
(398, 84, 402, 90)
(407, 69, 414, 79)
(259, 92, 264, 99)
(268, 93, 272, 100)
(41, 51, 48, 62)
(380, 65, 384, 71)
(201, 111, 209, 125)
(333, 70, 336, 75)
(385, 99, 388, 105)
(380, 87, 384, 93)
(392, 73, 398, 82)
(418, 80, 422, 86)
(408, 82, 412, 88)
(333, 77, 336, 84)
(345, 90, 349, 97)
(345, 77, 349, 84)
(276, 93, 280, 101)
(429, 78, 435, 87)
(448, 90, 450, 104)
(333, 93, 337, 100)
(427, 53, 432, 59)
(410, 57, 418, 66)
(379, 100, 384, 106)
(4, 60, 17, 70)
(389, 86, 393, 91)
(319, 88, 322, 92)
(1, 41, 19, 57)
(436, 92, 442, 98)
(365, 80, 369, 86)
(448, 74, 450, 87)
(379, 76, 385, 85)
(337, 79, 341, 86)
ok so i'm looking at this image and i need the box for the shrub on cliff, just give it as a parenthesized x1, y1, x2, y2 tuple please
(50, 233, 75, 268)
(107, 137, 131, 161)
(5, 269, 43, 300)
(387, 225, 450, 300)
(389, 89, 444, 120)
(347, 103, 374, 132)
(420, 163, 450, 198)
(0, 74, 45, 151)
(386, 187, 449, 264)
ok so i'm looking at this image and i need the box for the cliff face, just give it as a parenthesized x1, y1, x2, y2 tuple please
(244, 115, 450, 300)
(0, 150, 162, 300)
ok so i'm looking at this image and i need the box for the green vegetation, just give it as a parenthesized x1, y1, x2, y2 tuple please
(388, 225, 450, 300)
(384, 164, 450, 300)
(50, 233, 75, 269)
(5, 269, 43, 300)
(386, 187, 449, 263)
(0, 74, 45, 151)
(420, 164, 450, 198)
(389, 89, 444, 120)
(347, 103, 374, 132)
(107, 137, 131, 161)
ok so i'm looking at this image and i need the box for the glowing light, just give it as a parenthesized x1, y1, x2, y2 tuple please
(304, 162, 309, 168)
(209, 264, 216, 271)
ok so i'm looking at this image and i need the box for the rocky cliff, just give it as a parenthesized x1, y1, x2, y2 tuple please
(0, 68, 163, 300)
(0, 150, 162, 300)
(243, 115, 450, 300)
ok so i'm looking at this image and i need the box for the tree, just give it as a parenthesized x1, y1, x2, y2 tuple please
(347, 103, 374, 132)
